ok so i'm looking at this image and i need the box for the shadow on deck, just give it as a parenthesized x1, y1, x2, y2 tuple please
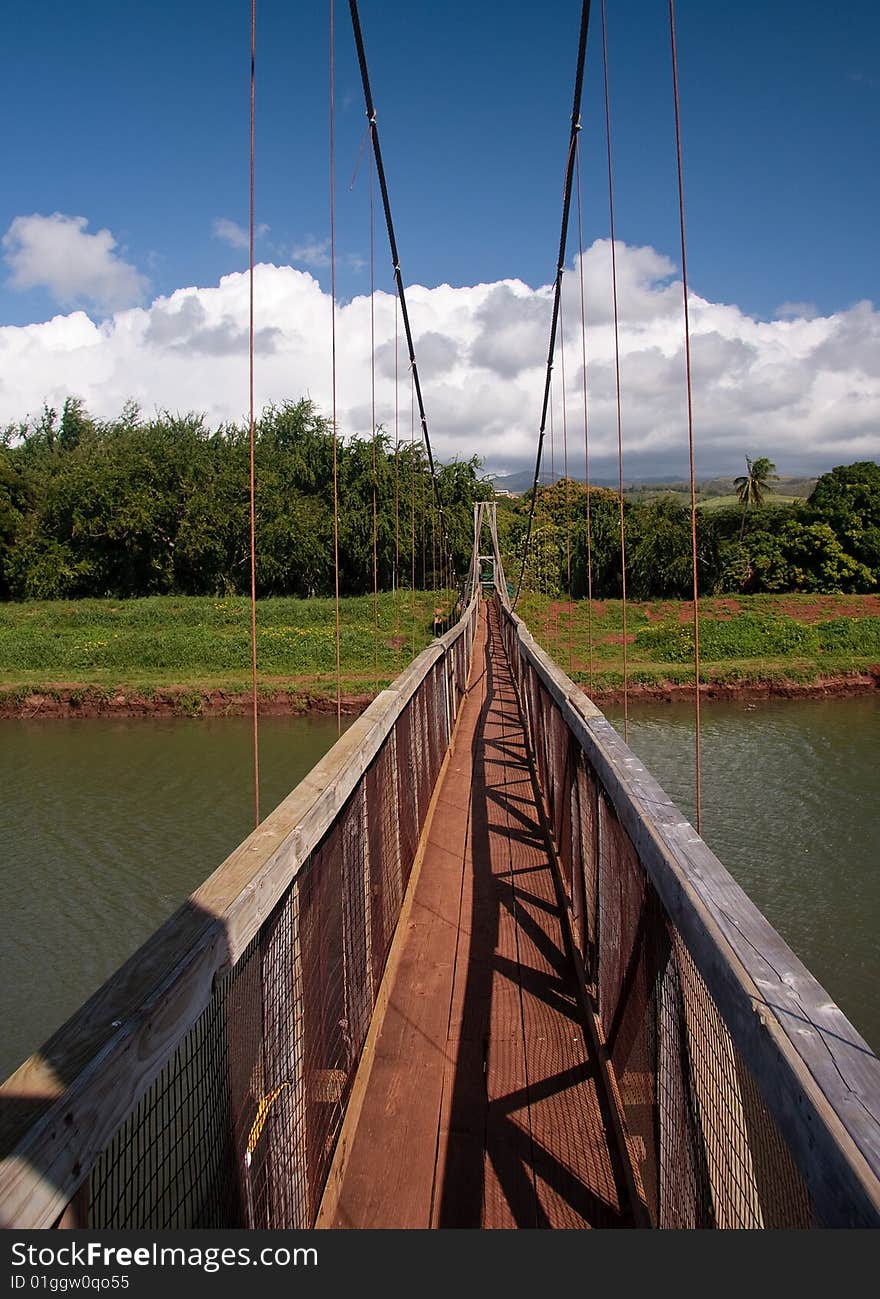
(319, 600, 635, 1229)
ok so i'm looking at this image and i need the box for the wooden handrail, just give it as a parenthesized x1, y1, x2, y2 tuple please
(499, 597, 880, 1227)
(0, 591, 480, 1229)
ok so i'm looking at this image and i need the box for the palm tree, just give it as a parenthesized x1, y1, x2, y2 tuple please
(735, 455, 778, 537)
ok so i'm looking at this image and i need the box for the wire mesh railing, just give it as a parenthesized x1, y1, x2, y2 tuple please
(497, 592, 880, 1228)
(2, 509, 877, 1230)
(0, 592, 480, 1229)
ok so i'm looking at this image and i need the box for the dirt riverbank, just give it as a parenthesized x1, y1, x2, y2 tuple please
(2, 668, 877, 719)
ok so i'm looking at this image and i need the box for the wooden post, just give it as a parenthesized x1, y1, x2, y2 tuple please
(288, 878, 309, 1228)
(361, 780, 374, 1019)
(442, 650, 452, 748)
(388, 729, 404, 918)
(341, 785, 372, 1059)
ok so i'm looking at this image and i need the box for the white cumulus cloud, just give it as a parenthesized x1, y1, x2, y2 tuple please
(2, 213, 148, 313)
(0, 239, 878, 478)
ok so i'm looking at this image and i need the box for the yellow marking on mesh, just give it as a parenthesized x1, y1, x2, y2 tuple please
(247, 1082, 291, 1155)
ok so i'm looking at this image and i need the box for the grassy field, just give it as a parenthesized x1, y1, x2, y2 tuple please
(516, 592, 880, 693)
(1, 591, 878, 712)
(0, 591, 454, 708)
(624, 490, 804, 511)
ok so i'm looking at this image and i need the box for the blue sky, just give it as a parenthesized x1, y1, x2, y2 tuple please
(2, 0, 879, 477)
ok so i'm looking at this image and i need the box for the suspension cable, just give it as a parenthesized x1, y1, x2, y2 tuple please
(669, 0, 702, 832)
(330, 0, 342, 731)
(248, 0, 260, 827)
(575, 139, 594, 692)
(513, 0, 593, 607)
(348, 0, 456, 581)
(601, 0, 629, 741)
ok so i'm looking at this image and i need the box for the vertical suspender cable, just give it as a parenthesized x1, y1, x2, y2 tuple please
(370, 149, 379, 697)
(600, 0, 629, 741)
(394, 295, 400, 641)
(431, 506, 437, 599)
(549, 371, 556, 633)
(329, 0, 342, 732)
(248, 0, 260, 827)
(410, 367, 416, 659)
(548, 363, 556, 646)
(559, 287, 573, 670)
(669, 0, 702, 833)
(575, 140, 594, 692)
(420, 447, 426, 590)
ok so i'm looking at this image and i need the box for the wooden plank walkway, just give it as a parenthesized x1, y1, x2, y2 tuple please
(320, 600, 634, 1229)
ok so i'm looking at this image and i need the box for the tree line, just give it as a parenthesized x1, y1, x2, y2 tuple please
(0, 398, 491, 601)
(1, 396, 877, 601)
(503, 460, 880, 598)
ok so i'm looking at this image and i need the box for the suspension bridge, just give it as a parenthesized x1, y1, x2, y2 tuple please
(1, 1, 879, 1230)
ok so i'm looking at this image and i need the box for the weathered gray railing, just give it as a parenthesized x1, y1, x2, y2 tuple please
(498, 592, 880, 1227)
(0, 591, 480, 1229)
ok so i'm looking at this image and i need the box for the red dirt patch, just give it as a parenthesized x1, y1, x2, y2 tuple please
(707, 598, 743, 619)
(777, 595, 880, 623)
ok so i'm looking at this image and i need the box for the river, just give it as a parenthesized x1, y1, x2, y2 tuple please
(0, 696, 877, 1080)
(0, 713, 349, 1080)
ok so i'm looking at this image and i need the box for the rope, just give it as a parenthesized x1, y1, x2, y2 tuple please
(329, 0, 342, 732)
(248, 0, 260, 827)
(669, 0, 702, 833)
(348, 0, 457, 582)
(513, 0, 593, 607)
(601, 0, 629, 742)
(575, 139, 594, 692)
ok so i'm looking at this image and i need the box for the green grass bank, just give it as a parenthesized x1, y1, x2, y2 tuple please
(0, 591, 453, 716)
(516, 592, 880, 698)
(0, 591, 878, 716)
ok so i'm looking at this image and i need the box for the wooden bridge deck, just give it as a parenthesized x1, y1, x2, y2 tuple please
(319, 601, 635, 1229)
